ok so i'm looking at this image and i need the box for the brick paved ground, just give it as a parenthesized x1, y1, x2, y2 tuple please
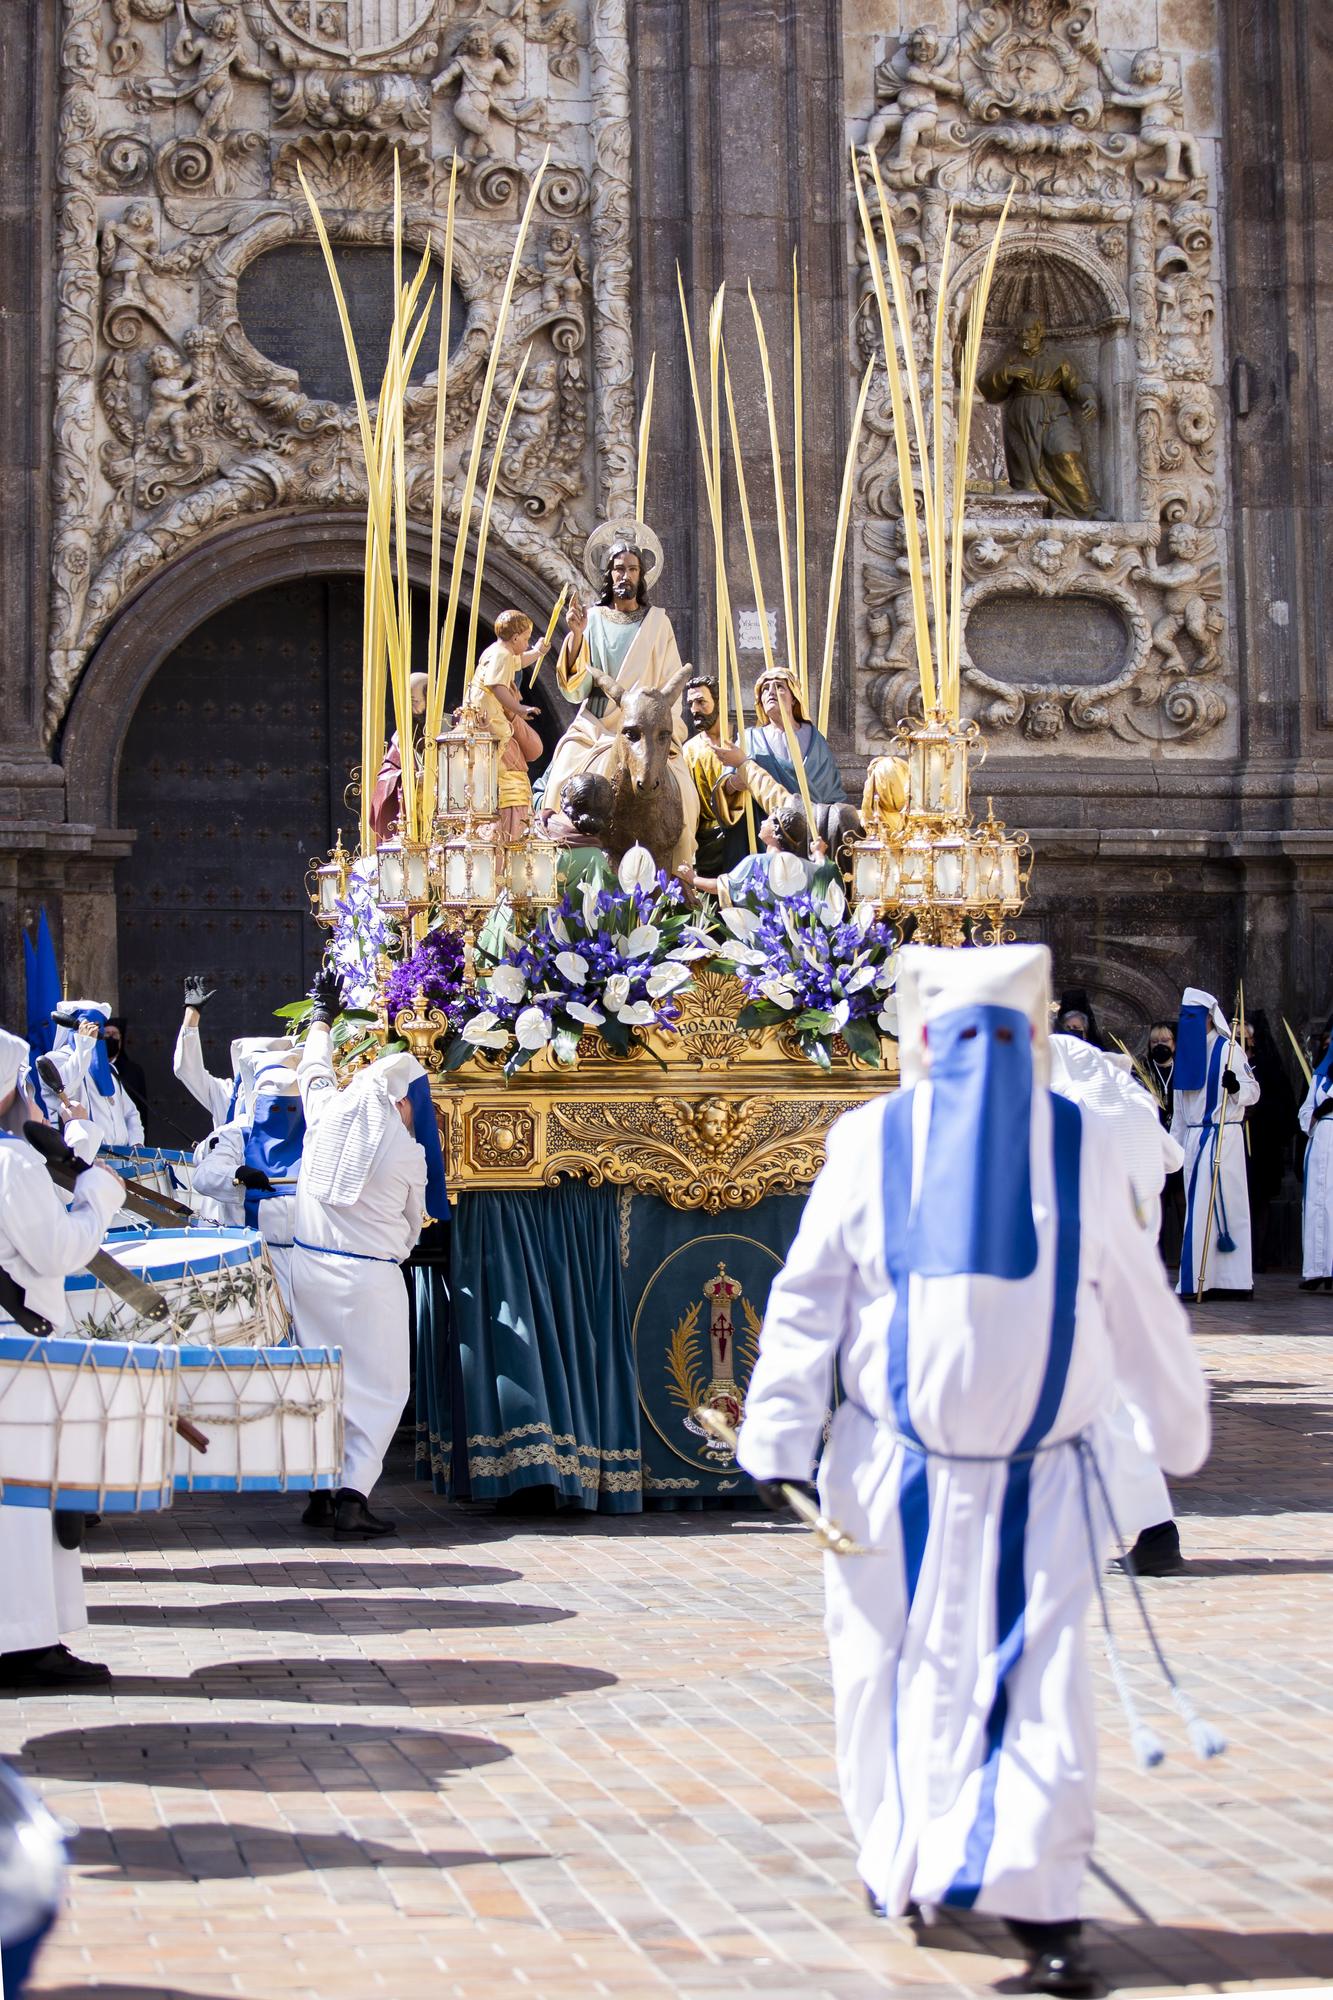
(8, 1276, 1333, 2000)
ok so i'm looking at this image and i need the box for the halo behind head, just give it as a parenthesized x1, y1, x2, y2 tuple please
(583, 519, 664, 589)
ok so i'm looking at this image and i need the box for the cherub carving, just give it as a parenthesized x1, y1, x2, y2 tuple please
(1133, 523, 1223, 677)
(863, 28, 962, 175)
(538, 227, 587, 319)
(1096, 49, 1202, 185)
(431, 27, 540, 161)
(143, 343, 204, 460)
(128, 4, 269, 139)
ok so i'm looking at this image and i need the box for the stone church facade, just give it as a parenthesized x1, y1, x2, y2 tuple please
(0, 0, 1328, 1096)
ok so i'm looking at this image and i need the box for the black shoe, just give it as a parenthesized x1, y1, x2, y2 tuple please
(0, 1643, 112, 1690)
(1117, 1519, 1184, 1577)
(53, 1510, 86, 1551)
(301, 1492, 335, 1531)
(1021, 1945, 1097, 1996)
(333, 1488, 396, 1539)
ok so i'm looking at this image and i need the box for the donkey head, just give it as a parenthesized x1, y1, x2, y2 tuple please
(616, 660, 693, 795)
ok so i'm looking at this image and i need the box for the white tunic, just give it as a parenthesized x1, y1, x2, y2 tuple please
(0, 1137, 125, 1653)
(738, 1090, 1208, 1924)
(1298, 1070, 1333, 1280)
(189, 1122, 296, 1311)
(172, 1022, 235, 1127)
(289, 1046, 425, 1497)
(1171, 1034, 1260, 1295)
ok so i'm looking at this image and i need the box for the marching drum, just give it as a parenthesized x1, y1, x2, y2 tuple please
(0, 1334, 177, 1512)
(102, 1144, 197, 1213)
(65, 1229, 287, 1348)
(174, 1345, 343, 1494)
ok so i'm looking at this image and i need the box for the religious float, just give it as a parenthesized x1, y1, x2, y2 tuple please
(297, 151, 1033, 1509)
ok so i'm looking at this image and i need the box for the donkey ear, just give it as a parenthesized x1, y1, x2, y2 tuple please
(660, 659, 695, 709)
(586, 666, 622, 709)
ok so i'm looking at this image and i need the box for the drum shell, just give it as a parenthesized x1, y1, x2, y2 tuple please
(0, 1334, 177, 1513)
(103, 1144, 196, 1220)
(65, 1229, 285, 1349)
(173, 1344, 343, 1494)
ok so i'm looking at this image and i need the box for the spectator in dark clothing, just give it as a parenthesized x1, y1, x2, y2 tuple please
(105, 1017, 149, 1129)
(1145, 1020, 1185, 1268)
(1243, 1010, 1298, 1271)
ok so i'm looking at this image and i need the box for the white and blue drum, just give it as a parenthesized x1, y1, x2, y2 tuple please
(174, 1345, 343, 1495)
(65, 1229, 284, 1348)
(0, 1335, 177, 1513)
(101, 1144, 197, 1214)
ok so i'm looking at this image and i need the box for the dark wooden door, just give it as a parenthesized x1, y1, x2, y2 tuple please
(116, 576, 364, 1145)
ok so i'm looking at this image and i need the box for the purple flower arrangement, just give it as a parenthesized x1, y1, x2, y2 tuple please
(383, 924, 468, 1025)
(444, 852, 710, 1079)
(711, 876, 899, 1069)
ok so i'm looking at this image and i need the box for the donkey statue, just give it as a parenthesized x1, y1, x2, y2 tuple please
(581, 659, 696, 872)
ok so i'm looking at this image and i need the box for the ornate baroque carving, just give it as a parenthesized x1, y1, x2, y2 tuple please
(47, 0, 634, 741)
(849, 0, 1229, 755)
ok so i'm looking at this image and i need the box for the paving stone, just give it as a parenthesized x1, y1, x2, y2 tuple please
(6, 1275, 1332, 1997)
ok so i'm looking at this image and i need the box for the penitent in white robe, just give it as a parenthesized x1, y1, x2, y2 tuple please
(0, 1135, 125, 1652)
(288, 1045, 425, 1497)
(42, 1039, 143, 1148)
(1171, 1032, 1260, 1296)
(190, 1123, 296, 1310)
(1298, 1068, 1333, 1280)
(541, 605, 699, 867)
(737, 1090, 1209, 1924)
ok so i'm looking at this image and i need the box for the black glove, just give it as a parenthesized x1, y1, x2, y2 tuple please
(754, 1477, 819, 1516)
(308, 966, 344, 1026)
(235, 1165, 275, 1193)
(1221, 1069, 1240, 1096)
(183, 974, 216, 1011)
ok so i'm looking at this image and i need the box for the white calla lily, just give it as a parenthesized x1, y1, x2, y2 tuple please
(617, 845, 657, 893)
(853, 900, 876, 936)
(877, 996, 899, 1034)
(488, 963, 528, 1004)
(831, 1000, 851, 1032)
(603, 973, 632, 1012)
(759, 977, 797, 1010)
(554, 950, 589, 986)
(720, 906, 761, 940)
(548, 914, 571, 947)
(646, 962, 692, 997)
(565, 1001, 606, 1028)
(844, 963, 877, 994)
(820, 877, 847, 926)
(460, 1010, 507, 1049)
(768, 851, 808, 899)
(514, 1005, 553, 1050)
(622, 923, 660, 959)
(616, 1000, 657, 1026)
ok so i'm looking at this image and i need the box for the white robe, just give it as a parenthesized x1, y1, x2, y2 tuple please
(1171, 1035, 1260, 1295)
(541, 605, 699, 867)
(172, 1022, 235, 1128)
(41, 1038, 143, 1148)
(738, 1090, 1208, 1923)
(1298, 1070, 1333, 1280)
(289, 1045, 425, 1497)
(0, 1137, 125, 1652)
(189, 1122, 296, 1311)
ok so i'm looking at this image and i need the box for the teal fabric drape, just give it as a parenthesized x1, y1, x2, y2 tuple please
(444, 1181, 642, 1513)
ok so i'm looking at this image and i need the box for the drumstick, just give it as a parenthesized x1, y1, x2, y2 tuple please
(176, 1416, 210, 1453)
(692, 1407, 867, 1556)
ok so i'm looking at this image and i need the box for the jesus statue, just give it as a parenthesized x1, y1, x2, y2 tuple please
(538, 521, 700, 868)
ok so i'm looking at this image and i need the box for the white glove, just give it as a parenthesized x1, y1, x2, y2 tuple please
(61, 1118, 102, 1167)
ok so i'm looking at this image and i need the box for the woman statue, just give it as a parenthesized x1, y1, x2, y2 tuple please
(978, 313, 1099, 519)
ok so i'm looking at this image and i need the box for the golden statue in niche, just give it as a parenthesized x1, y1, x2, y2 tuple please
(978, 312, 1099, 519)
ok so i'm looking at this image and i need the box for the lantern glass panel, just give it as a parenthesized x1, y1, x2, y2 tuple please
(404, 846, 430, 903)
(471, 843, 499, 904)
(933, 841, 964, 900)
(378, 846, 405, 905)
(1000, 844, 1021, 902)
(852, 842, 885, 904)
(900, 844, 927, 901)
(318, 866, 341, 917)
(443, 842, 470, 903)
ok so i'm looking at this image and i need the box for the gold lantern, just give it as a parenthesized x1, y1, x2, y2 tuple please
(307, 831, 352, 926)
(375, 818, 431, 915)
(435, 705, 500, 822)
(508, 830, 562, 910)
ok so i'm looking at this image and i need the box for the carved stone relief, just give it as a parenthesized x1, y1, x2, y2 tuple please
(846, 0, 1230, 754)
(48, 0, 635, 740)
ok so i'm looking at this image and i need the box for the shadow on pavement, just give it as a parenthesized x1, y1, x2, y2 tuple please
(71, 1822, 547, 1881)
(80, 1560, 524, 1590)
(87, 1597, 573, 1633)
(17, 1720, 511, 1792)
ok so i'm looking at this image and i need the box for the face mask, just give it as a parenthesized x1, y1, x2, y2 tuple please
(1150, 1044, 1173, 1068)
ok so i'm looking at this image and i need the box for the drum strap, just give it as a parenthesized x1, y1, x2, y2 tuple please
(0, 1265, 53, 1338)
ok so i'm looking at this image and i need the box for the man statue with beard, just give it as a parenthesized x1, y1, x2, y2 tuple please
(539, 521, 699, 866)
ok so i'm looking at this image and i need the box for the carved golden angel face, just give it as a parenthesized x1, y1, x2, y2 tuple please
(697, 1099, 730, 1146)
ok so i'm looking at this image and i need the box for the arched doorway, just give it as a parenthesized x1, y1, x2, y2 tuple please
(64, 512, 574, 1143)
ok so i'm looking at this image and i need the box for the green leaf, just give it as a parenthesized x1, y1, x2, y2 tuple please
(273, 1001, 313, 1020)
(553, 1027, 580, 1066)
(503, 1047, 534, 1081)
(842, 1018, 882, 1065)
(599, 1015, 631, 1055)
(794, 1007, 835, 1034)
(799, 1031, 833, 1071)
(442, 1038, 475, 1073)
(737, 1001, 782, 1032)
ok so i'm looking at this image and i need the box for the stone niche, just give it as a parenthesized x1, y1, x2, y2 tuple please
(845, 0, 1230, 758)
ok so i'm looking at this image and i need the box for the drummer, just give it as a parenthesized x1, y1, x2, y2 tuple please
(191, 1048, 304, 1310)
(172, 974, 293, 1133)
(40, 1000, 143, 1148)
(290, 971, 436, 1540)
(0, 1028, 123, 1691)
